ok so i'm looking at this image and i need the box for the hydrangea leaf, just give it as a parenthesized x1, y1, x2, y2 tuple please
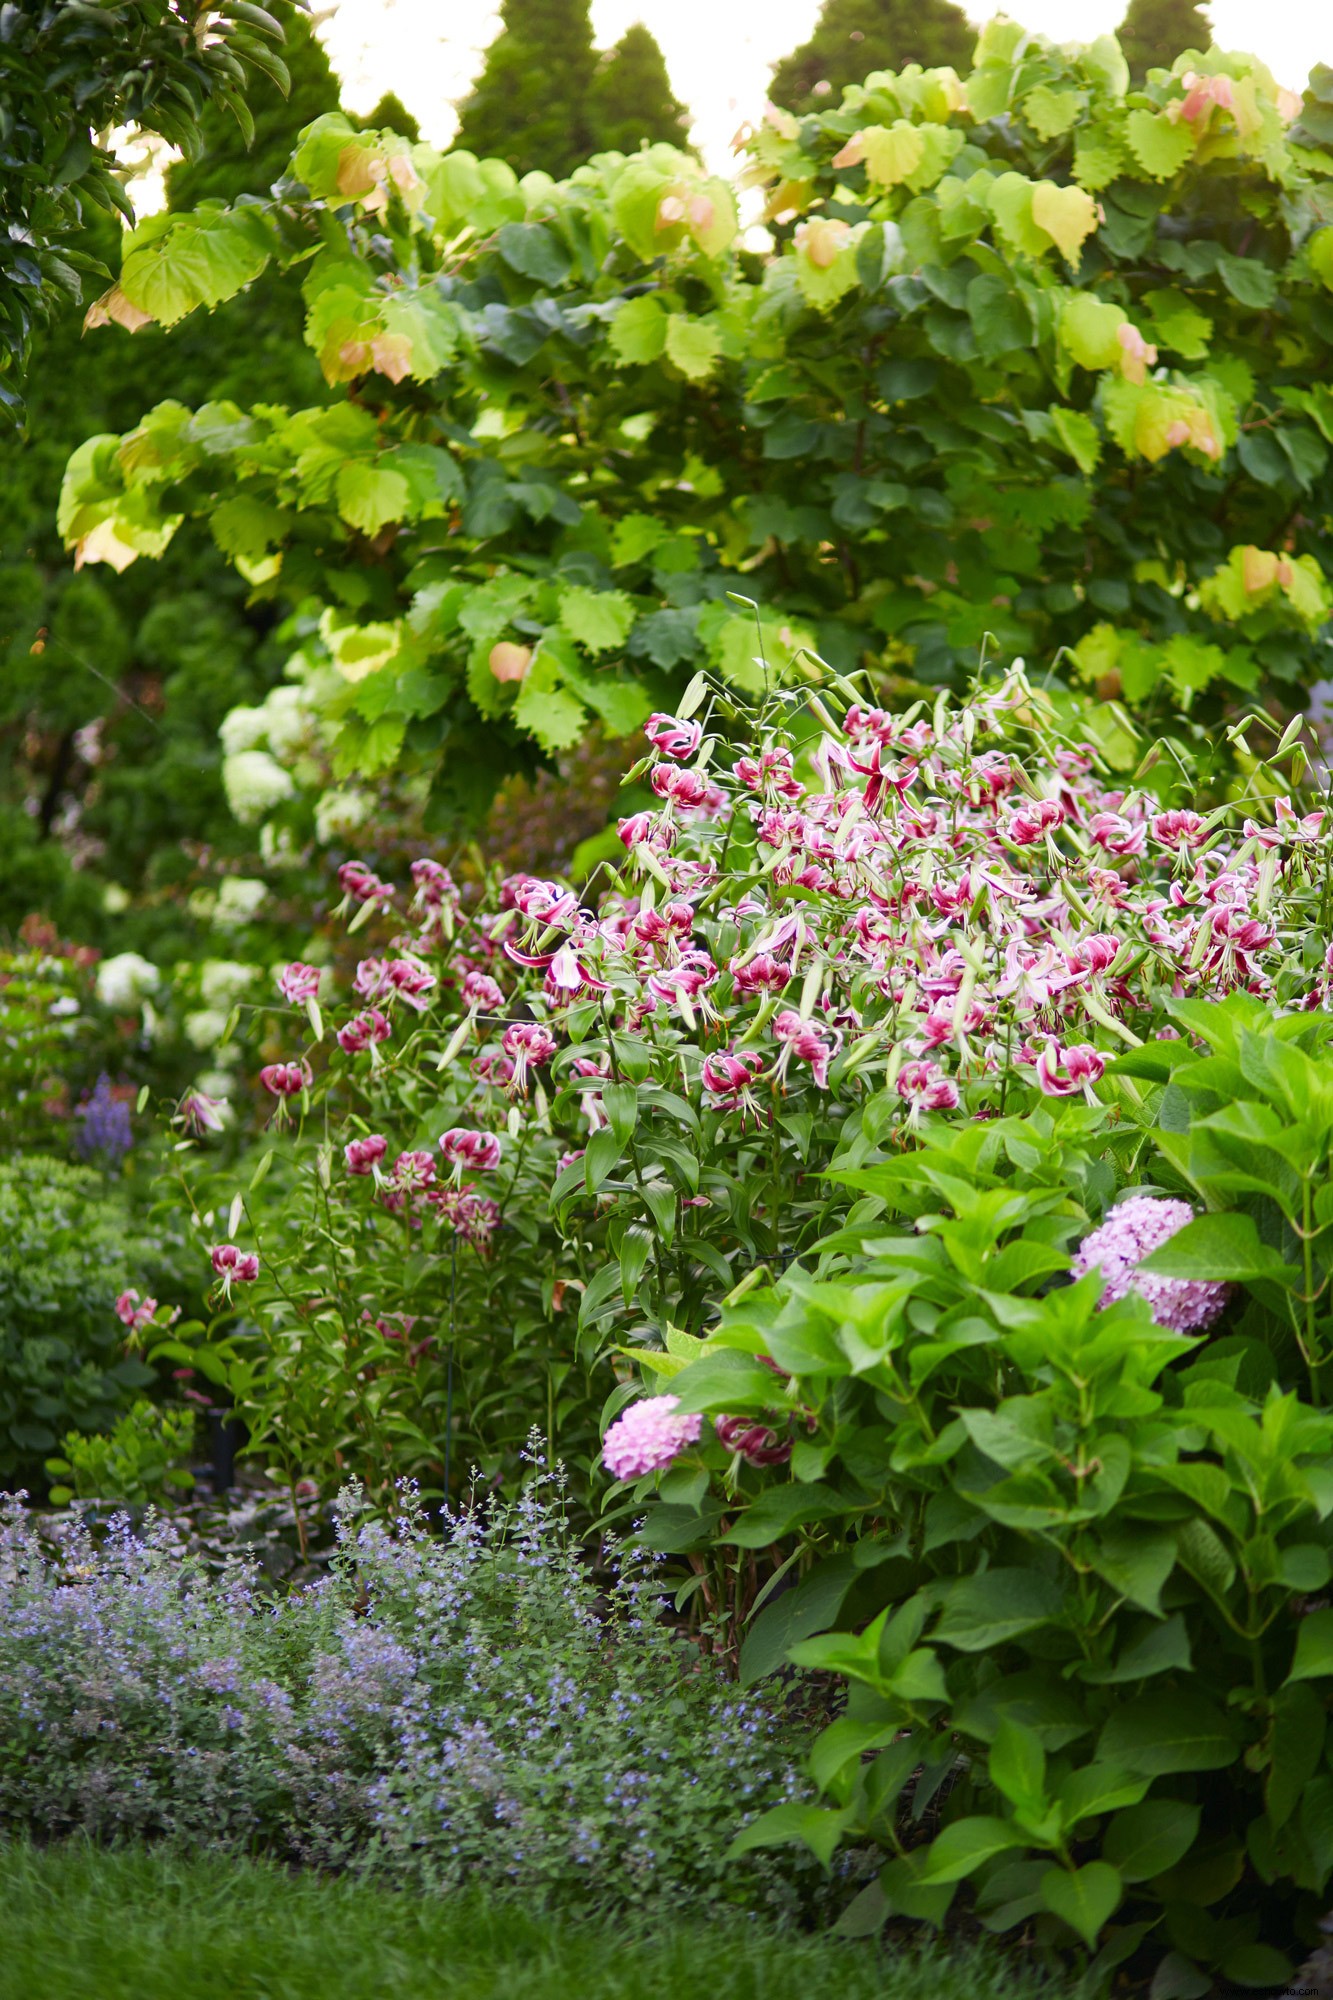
(1039, 1863, 1123, 1949)
(1216, 252, 1278, 309)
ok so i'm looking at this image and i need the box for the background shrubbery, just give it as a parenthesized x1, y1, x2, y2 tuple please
(0, 1157, 191, 1488)
(55, 27, 1333, 868)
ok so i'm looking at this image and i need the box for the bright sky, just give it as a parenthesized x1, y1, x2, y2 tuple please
(317, 0, 1332, 174)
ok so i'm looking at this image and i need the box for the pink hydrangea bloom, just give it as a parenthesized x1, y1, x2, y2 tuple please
(1072, 1196, 1233, 1333)
(602, 1395, 703, 1480)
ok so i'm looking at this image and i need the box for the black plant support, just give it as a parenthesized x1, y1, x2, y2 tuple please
(444, 1238, 458, 1503)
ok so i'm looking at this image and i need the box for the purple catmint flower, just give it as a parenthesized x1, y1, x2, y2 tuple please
(602, 1396, 702, 1480)
(74, 1074, 133, 1164)
(1072, 1195, 1233, 1333)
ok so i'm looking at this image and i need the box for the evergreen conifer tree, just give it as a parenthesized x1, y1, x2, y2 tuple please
(770, 0, 975, 116)
(354, 93, 422, 143)
(453, 0, 600, 179)
(586, 23, 691, 155)
(1116, 0, 1212, 83)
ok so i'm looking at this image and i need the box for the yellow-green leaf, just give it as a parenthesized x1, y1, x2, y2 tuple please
(987, 173, 1050, 259)
(1309, 229, 1333, 293)
(558, 586, 636, 654)
(664, 314, 723, 381)
(513, 655, 588, 752)
(1072, 130, 1125, 192)
(609, 294, 668, 365)
(1059, 294, 1127, 371)
(859, 122, 926, 188)
(1023, 85, 1086, 140)
(1031, 182, 1098, 265)
(1125, 109, 1195, 181)
(335, 462, 411, 536)
(1050, 406, 1102, 474)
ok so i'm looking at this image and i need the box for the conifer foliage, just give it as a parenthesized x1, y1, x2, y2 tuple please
(454, 0, 687, 175)
(453, 0, 602, 179)
(770, 0, 975, 115)
(1116, 0, 1213, 86)
(588, 24, 692, 155)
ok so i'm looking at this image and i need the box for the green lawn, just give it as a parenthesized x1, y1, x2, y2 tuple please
(0, 1841, 1052, 2000)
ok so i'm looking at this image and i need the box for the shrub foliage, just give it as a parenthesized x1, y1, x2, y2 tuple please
(58, 26, 1333, 828)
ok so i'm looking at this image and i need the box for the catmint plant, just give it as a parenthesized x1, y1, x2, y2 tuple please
(0, 1462, 825, 1919)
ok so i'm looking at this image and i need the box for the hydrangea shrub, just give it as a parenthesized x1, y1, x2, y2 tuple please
(615, 1001, 1333, 1984)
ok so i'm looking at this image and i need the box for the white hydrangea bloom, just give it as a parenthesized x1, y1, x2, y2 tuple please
(223, 750, 294, 825)
(261, 684, 311, 759)
(184, 1007, 231, 1051)
(213, 878, 268, 930)
(219, 705, 269, 757)
(96, 951, 160, 1010)
(314, 786, 374, 843)
(199, 959, 255, 1008)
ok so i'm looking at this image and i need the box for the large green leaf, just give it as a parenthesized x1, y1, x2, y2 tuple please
(933, 1569, 1064, 1650)
(1098, 1692, 1239, 1775)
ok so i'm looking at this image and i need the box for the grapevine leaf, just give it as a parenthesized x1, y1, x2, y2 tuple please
(1124, 110, 1194, 181)
(1031, 183, 1098, 265)
(558, 586, 637, 654)
(664, 314, 723, 381)
(335, 462, 412, 536)
(609, 294, 667, 365)
(1023, 85, 1086, 140)
(513, 654, 588, 752)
